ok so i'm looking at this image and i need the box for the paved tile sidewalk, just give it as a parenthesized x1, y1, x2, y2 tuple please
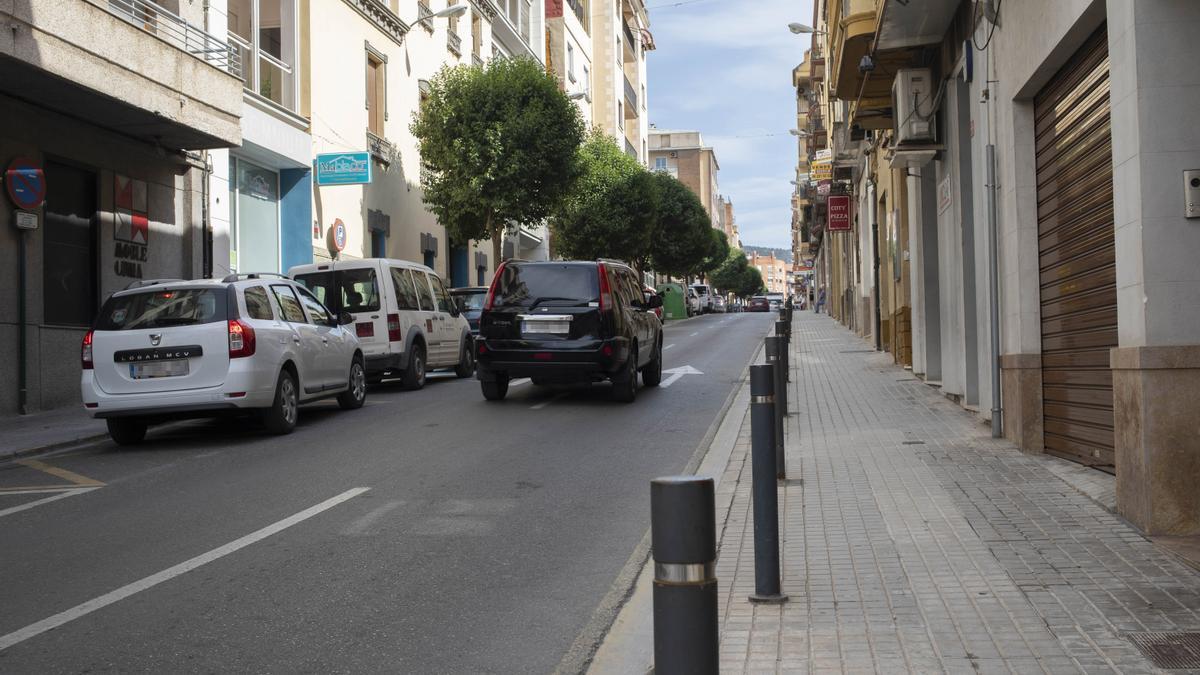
(0, 406, 107, 461)
(714, 312, 1200, 674)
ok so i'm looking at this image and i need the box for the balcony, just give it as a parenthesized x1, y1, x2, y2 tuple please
(418, 1, 435, 33)
(622, 20, 637, 61)
(447, 31, 462, 56)
(566, 0, 588, 30)
(228, 33, 297, 113)
(829, 0, 878, 99)
(625, 138, 637, 158)
(473, 53, 484, 67)
(0, 0, 241, 149)
(623, 75, 638, 116)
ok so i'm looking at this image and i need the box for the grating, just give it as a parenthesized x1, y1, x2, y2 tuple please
(1126, 631, 1200, 669)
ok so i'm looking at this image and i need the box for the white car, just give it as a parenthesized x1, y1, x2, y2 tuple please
(81, 275, 365, 445)
(712, 295, 727, 313)
(289, 258, 474, 389)
(691, 284, 714, 313)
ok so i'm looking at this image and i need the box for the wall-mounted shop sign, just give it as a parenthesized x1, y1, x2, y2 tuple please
(315, 152, 372, 186)
(827, 195, 852, 231)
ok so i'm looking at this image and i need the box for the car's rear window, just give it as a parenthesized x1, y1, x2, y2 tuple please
(492, 264, 599, 308)
(95, 289, 227, 330)
(453, 291, 487, 310)
(294, 268, 381, 313)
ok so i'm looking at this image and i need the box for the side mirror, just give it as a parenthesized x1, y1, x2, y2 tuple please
(647, 294, 663, 309)
(338, 311, 354, 325)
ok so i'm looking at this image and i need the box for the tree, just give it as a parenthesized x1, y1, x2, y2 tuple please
(738, 265, 766, 298)
(709, 247, 749, 294)
(647, 172, 713, 279)
(552, 130, 658, 272)
(695, 228, 730, 282)
(411, 57, 584, 266)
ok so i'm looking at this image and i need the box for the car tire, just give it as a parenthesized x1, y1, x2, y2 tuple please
(642, 340, 663, 387)
(482, 376, 509, 401)
(612, 346, 638, 403)
(401, 343, 426, 391)
(106, 418, 147, 446)
(530, 377, 551, 387)
(263, 369, 299, 435)
(337, 358, 367, 410)
(454, 338, 476, 378)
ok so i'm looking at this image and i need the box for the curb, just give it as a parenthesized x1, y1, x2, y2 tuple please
(0, 433, 110, 465)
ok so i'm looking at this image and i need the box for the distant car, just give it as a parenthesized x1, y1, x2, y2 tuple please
(747, 296, 771, 312)
(766, 293, 785, 311)
(81, 275, 365, 445)
(476, 260, 664, 403)
(644, 285, 664, 321)
(290, 258, 474, 389)
(686, 288, 702, 317)
(691, 284, 713, 314)
(712, 295, 727, 313)
(450, 286, 488, 336)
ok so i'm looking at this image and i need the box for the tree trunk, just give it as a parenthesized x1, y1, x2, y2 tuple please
(487, 212, 503, 274)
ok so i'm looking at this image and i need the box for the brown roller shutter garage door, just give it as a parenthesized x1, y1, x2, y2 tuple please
(1034, 26, 1117, 472)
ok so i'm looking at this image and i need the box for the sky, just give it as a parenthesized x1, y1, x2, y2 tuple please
(646, 0, 815, 250)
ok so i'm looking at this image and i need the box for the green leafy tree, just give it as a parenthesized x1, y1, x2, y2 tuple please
(694, 228, 730, 282)
(709, 247, 749, 294)
(411, 57, 584, 266)
(738, 265, 766, 298)
(552, 130, 658, 272)
(647, 172, 713, 279)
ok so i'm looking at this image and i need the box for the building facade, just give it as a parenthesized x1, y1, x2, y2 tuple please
(648, 129, 722, 227)
(748, 251, 789, 295)
(590, 0, 652, 163)
(0, 0, 242, 415)
(803, 0, 1200, 535)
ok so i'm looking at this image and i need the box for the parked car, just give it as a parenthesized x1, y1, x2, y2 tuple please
(766, 293, 785, 311)
(712, 295, 727, 313)
(290, 259, 474, 389)
(450, 286, 488, 336)
(686, 288, 702, 317)
(747, 296, 771, 312)
(476, 260, 664, 403)
(644, 285, 664, 321)
(691, 283, 714, 313)
(81, 275, 365, 445)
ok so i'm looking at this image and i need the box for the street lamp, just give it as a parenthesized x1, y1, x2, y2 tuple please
(415, 3, 468, 26)
(788, 22, 825, 35)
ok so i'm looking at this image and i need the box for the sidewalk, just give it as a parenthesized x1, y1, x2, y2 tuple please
(0, 406, 107, 461)
(714, 312, 1200, 673)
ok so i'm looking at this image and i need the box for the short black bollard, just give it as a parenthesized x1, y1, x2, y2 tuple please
(764, 337, 787, 478)
(651, 476, 719, 675)
(776, 319, 792, 385)
(748, 365, 788, 604)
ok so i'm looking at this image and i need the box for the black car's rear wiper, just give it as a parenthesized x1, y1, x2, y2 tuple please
(527, 297, 590, 309)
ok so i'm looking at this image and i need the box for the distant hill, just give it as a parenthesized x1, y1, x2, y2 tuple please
(741, 245, 793, 264)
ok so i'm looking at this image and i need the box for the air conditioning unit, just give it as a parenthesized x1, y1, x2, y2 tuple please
(893, 68, 935, 144)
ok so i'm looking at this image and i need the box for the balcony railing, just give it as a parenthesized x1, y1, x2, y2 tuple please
(625, 138, 637, 158)
(473, 53, 484, 67)
(623, 75, 637, 111)
(418, 1, 434, 33)
(105, 0, 241, 78)
(447, 30, 462, 56)
(228, 32, 296, 112)
(566, 0, 587, 29)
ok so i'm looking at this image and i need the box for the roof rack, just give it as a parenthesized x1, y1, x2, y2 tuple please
(220, 272, 290, 283)
(123, 278, 185, 290)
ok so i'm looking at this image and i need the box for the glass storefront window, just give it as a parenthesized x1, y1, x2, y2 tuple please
(230, 157, 280, 274)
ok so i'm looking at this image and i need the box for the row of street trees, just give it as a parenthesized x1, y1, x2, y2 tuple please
(411, 57, 764, 297)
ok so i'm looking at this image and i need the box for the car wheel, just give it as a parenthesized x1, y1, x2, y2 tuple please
(454, 338, 476, 378)
(263, 370, 299, 435)
(642, 339, 663, 387)
(612, 346, 638, 403)
(337, 358, 367, 410)
(530, 377, 551, 387)
(482, 376, 509, 401)
(106, 418, 147, 446)
(402, 343, 426, 391)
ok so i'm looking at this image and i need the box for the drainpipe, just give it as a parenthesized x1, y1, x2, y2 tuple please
(986, 143, 1002, 438)
(17, 229, 27, 415)
(868, 180, 881, 351)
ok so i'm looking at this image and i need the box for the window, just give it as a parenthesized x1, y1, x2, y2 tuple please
(582, 64, 590, 94)
(244, 286, 274, 320)
(654, 157, 667, 171)
(366, 51, 386, 136)
(661, 134, 671, 147)
(390, 267, 421, 311)
(96, 290, 227, 331)
(271, 285, 306, 323)
(295, 286, 333, 325)
(294, 269, 381, 313)
(413, 271, 436, 311)
(429, 274, 453, 313)
(567, 43, 576, 81)
(617, 102, 624, 129)
(471, 12, 482, 57)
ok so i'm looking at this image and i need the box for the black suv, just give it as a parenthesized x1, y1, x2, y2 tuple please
(475, 260, 664, 402)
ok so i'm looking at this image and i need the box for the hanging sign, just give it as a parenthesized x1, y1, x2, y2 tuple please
(827, 195, 852, 231)
(5, 157, 46, 210)
(315, 152, 372, 186)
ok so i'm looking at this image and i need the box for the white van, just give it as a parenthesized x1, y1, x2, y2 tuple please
(691, 284, 713, 314)
(289, 259, 473, 389)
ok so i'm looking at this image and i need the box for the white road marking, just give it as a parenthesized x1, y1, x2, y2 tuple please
(0, 487, 101, 519)
(509, 378, 531, 387)
(530, 393, 568, 410)
(660, 365, 704, 389)
(689, 332, 699, 337)
(343, 499, 404, 535)
(0, 487, 370, 652)
(663, 344, 675, 351)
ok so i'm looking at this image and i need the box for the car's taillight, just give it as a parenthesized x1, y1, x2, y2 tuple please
(356, 322, 375, 338)
(387, 313, 402, 342)
(597, 263, 613, 313)
(228, 320, 256, 358)
(81, 330, 94, 370)
(483, 262, 507, 311)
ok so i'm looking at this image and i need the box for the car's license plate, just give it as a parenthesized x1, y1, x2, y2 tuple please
(130, 359, 189, 379)
(522, 320, 570, 335)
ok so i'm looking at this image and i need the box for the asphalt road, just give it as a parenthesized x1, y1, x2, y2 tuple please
(0, 312, 772, 674)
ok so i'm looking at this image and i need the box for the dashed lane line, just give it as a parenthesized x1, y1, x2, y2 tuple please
(0, 488, 102, 520)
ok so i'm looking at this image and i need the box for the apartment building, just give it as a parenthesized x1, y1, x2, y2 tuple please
(647, 129, 722, 228)
(804, 0, 1200, 535)
(0, 0, 242, 414)
(546, 0, 593, 126)
(748, 251, 789, 295)
(589, 0, 652, 163)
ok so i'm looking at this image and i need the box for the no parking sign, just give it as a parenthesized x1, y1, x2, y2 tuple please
(5, 157, 46, 210)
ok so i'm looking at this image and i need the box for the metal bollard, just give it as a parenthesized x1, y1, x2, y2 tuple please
(764, 336, 787, 478)
(776, 319, 791, 386)
(748, 365, 788, 604)
(651, 476, 719, 675)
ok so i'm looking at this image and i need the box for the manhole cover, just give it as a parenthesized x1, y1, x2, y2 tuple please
(1126, 632, 1200, 669)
